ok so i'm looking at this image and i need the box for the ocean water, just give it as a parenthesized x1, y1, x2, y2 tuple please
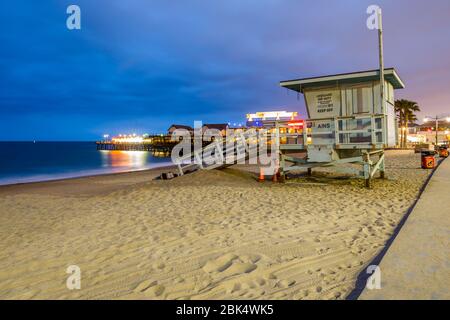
(0, 141, 172, 186)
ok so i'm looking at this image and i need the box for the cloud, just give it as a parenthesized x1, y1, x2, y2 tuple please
(0, 0, 449, 139)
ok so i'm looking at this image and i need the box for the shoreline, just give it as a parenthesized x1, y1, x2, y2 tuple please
(0, 162, 175, 188)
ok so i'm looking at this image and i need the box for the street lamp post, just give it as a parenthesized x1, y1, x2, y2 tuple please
(424, 116, 450, 146)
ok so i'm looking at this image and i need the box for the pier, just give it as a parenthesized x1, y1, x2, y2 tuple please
(96, 135, 211, 155)
(96, 135, 176, 152)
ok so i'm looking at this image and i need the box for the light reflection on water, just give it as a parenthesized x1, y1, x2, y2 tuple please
(0, 142, 172, 186)
(100, 150, 150, 169)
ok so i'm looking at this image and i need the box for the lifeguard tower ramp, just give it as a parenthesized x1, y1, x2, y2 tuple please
(174, 129, 260, 176)
(278, 68, 405, 187)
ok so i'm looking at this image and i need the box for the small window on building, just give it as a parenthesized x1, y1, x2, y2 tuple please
(352, 86, 373, 114)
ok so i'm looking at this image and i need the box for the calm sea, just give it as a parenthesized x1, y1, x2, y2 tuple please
(0, 141, 172, 186)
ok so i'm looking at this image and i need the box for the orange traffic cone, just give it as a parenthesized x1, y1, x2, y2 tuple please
(258, 168, 265, 182)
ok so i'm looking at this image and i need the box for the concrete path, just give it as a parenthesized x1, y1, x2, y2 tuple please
(360, 158, 450, 300)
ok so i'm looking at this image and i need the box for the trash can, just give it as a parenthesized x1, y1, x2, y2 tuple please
(421, 151, 436, 169)
(438, 146, 449, 158)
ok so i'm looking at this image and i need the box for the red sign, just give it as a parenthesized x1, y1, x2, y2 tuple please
(288, 120, 304, 128)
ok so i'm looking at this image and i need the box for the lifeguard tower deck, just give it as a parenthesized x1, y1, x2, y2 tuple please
(278, 68, 405, 187)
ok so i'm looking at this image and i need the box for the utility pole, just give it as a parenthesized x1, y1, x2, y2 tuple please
(435, 116, 439, 146)
(378, 8, 384, 114)
(377, 8, 388, 149)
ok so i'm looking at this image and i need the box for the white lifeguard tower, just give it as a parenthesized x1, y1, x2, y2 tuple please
(278, 68, 405, 187)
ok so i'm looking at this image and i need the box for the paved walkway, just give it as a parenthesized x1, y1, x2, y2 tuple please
(360, 158, 450, 300)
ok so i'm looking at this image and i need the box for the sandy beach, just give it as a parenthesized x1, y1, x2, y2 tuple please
(0, 150, 431, 300)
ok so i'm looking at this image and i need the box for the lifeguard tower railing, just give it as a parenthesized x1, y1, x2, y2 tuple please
(277, 114, 387, 150)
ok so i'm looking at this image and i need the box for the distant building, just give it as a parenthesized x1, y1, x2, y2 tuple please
(404, 121, 450, 145)
(167, 123, 230, 138)
(406, 123, 420, 134)
(202, 123, 229, 136)
(246, 111, 299, 129)
(167, 124, 194, 135)
(417, 120, 450, 132)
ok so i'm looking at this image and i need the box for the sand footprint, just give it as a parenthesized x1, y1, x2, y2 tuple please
(240, 254, 261, 264)
(224, 282, 241, 294)
(134, 279, 157, 292)
(277, 279, 296, 288)
(202, 253, 238, 273)
(134, 278, 165, 298)
(254, 277, 266, 286)
(153, 261, 166, 270)
(222, 262, 257, 277)
(143, 284, 165, 297)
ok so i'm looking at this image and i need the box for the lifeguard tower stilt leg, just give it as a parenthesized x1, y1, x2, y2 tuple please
(379, 155, 386, 179)
(363, 153, 372, 188)
(279, 154, 286, 183)
(362, 150, 386, 188)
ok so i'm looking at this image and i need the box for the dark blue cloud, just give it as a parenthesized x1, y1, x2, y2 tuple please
(0, 0, 449, 140)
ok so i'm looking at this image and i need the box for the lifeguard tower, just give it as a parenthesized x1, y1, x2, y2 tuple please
(278, 68, 405, 187)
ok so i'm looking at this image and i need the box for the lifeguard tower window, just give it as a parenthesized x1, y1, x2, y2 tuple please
(349, 86, 371, 114)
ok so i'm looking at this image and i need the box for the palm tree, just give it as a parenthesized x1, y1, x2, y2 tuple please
(395, 102, 405, 146)
(395, 99, 420, 148)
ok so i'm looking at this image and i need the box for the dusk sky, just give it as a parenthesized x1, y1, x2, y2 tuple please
(1, 0, 449, 140)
